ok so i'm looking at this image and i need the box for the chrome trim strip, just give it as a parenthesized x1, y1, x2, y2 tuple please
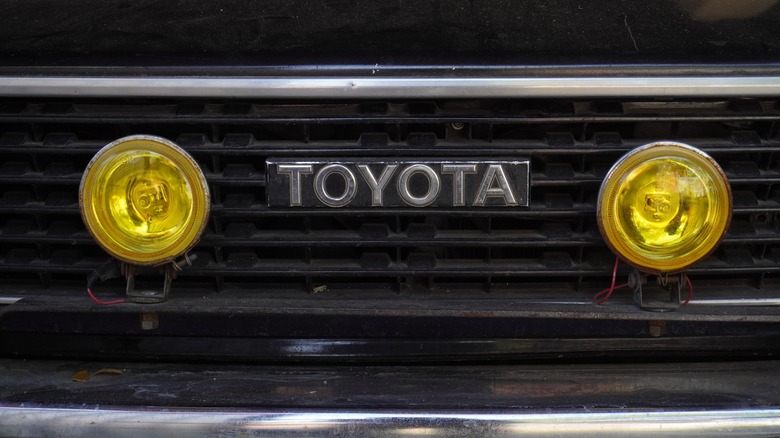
(690, 298, 780, 306)
(2, 76, 780, 98)
(0, 297, 22, 305)
(2, 407, 780, 437)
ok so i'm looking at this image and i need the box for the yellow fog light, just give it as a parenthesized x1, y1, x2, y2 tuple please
(597, 141, 731, 273)
(80, 135, 209, 266)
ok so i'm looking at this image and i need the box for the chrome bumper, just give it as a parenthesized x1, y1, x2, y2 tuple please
(2, 359, 780, 437)
(3, 407, 780, 437)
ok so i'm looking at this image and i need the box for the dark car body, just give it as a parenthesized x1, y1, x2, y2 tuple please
(2, 1, 780, 435)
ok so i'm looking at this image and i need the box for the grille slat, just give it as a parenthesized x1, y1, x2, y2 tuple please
(8, 203, 779, 216)
(5, 257, 780, 277)
(1, 231, 779, 247)
(5, 142, 780, 153)
(4, 172, 780, 186)
(2, 97, 780, 125)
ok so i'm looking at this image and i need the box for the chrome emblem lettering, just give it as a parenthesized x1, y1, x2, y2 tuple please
(268, 160, 530, 208)
(473, 164, 518, 206)
(397, 164, 441, 207)
(357, 164, 397, 206)
(313, 164, 357, 207)
(277, 164, 313, 206)
(441, 164, 477, 207)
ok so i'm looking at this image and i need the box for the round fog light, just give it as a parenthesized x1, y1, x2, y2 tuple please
(80, 135, 210, 265)
(597, 141, 731, 273)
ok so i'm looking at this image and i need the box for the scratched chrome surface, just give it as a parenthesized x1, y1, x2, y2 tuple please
(2, 359, 780, 437)
(2, 407, 780, 437)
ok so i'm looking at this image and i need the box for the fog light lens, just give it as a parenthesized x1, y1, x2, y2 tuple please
(597, 142, 731, 273)
(80, 135, 209, 265)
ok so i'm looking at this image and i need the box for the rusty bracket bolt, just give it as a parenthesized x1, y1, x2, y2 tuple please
(648, 320, 667, 337)
(140, 312, 159, 331)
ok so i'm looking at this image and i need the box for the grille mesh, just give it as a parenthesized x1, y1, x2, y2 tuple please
(2, 98, 780, 297)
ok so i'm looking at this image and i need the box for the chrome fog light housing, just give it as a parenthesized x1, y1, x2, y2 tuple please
(597, 141, 732, 273)
(80, 135, 210, 266)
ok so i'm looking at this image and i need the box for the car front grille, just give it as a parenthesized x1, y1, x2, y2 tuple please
(2, 97, 780, 303)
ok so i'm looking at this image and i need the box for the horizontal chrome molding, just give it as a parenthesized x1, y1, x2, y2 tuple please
(691, 298, 780, 306)
(3, 76, 780, 98)
(2, 407, 780, 437)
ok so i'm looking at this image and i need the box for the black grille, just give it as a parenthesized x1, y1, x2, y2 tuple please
(2, 97, 780, 300)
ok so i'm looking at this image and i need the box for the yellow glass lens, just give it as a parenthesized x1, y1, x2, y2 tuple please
(80, 135, 209, 265)
(597, 142, 731, 273)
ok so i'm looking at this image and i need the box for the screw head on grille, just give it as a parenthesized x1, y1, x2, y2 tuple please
(597, 141, 732, 273)
(79, 135, 210, 266)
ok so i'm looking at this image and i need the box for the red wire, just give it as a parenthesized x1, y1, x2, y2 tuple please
(592, 257, 694, 306)
(594, 282, 629, 304)
(87, 287, 125, 305)
(682, 274, 694, 306)
(593, 257, 628, 304)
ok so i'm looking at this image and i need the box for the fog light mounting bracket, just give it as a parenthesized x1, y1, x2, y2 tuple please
(629, 269, 683, 312)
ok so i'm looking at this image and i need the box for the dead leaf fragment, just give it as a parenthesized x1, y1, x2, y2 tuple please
(94, 368, 125, 376)
(72, 370, 89, 383)
(312, 285, 328, 293)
